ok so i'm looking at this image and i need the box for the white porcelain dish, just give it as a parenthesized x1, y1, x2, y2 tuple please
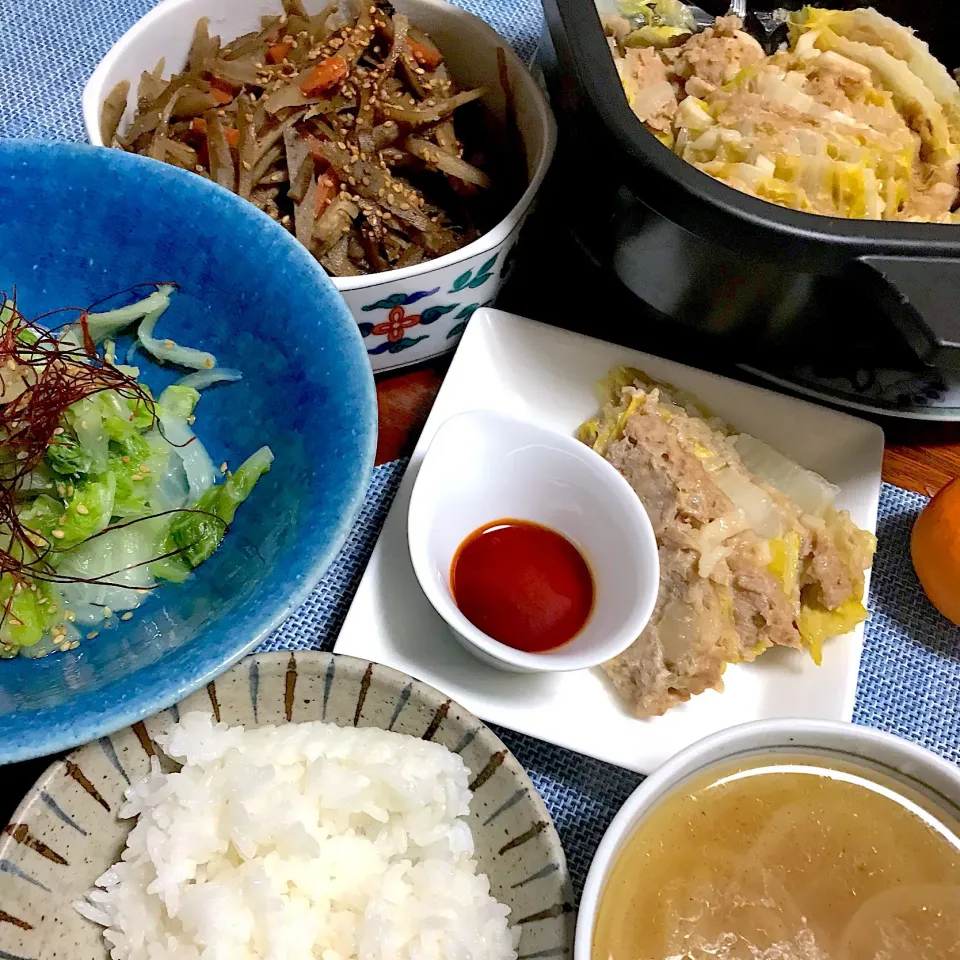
(82, 0, 557, 373)
(574, 718, 960, 959)
(408, 409, 659, 672)
(335, 308, 885, 774)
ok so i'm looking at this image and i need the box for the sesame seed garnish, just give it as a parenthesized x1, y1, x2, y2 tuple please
(87, 631, 99, 640)
(121, 612, 134, 621)
(52, 529, 65, 539)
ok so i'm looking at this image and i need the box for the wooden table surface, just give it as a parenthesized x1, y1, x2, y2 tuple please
(880, 420, 960, 497)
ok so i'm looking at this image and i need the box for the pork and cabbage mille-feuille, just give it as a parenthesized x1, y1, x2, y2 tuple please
(103, 0, 513, 275)
(579, 368, 876, 717)
(605, 4, 960, 222)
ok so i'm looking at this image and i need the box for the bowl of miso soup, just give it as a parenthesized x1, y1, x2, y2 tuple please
(577, 720, 960, 960)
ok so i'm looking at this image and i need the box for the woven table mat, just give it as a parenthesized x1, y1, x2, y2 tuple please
(3, 0, 959, 903)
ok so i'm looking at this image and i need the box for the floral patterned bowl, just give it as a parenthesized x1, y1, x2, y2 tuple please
(83, 0, 557, 373)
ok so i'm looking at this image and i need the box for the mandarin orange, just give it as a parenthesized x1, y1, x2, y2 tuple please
(911, 477, 960, 626)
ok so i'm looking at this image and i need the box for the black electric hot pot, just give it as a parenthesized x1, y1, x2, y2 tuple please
(538, 0, 960, 365)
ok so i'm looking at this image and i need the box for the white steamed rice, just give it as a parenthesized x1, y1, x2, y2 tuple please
(76, 712, 519, 960)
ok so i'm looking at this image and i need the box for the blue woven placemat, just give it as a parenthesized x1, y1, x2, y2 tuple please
(3, 0, 960, 904)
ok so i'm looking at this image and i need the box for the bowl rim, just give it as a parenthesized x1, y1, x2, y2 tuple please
(406, 408, 660, 672)
(572, 717, 960, 960)
(81, 0, 558, 292)
(0, 140, 377, 764)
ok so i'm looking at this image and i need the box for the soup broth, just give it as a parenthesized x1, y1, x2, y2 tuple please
(593, 752, 960, 960)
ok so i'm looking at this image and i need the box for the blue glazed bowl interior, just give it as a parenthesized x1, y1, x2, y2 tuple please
(0, 142, 376, 762)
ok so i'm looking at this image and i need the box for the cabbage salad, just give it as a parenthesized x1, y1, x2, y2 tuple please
(0, 285, 272, 658)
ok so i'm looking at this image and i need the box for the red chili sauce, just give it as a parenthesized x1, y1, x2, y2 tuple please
(450, 519, 594, 653)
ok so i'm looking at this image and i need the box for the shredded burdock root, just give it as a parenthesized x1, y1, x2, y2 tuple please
(105, 0, 515, 275)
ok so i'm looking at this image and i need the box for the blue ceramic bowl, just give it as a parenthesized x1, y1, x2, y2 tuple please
(0, 141, 376, 763)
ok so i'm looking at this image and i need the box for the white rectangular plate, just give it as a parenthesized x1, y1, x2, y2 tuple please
(335, 310, 884, 773)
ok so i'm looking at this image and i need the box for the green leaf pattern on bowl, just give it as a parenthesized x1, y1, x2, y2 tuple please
(367, 334, 429, 355)
(449, 253, 499, 293)
(361, 287, 440, 311)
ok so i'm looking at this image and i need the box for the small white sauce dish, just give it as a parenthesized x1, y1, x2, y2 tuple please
(407, 409, 659, 673)
(574, 718, 960, 960)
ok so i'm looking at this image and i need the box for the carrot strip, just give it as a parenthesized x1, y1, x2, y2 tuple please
(299, 56, 347, 95)
(190, 116, 239, 147)
(299, 132, 326, 162)
(209, 77, 236, 105)
(407, 37, 443, 70)
(267, 42, 292, 64)
(315, 170, 339, 216)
